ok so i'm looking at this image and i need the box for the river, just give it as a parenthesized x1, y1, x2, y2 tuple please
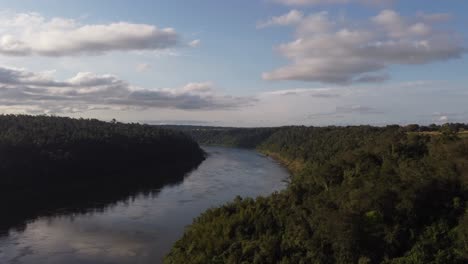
(0, 146, 289, 264)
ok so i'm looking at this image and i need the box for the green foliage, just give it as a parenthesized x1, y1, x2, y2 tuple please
(166, 125, 468, 264)
(0, 115, 205, 188)
(179, 126, 279, 148)
(440, 124, 460, 141)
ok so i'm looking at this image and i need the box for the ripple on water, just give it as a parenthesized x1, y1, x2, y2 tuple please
(0, 146, 289, 264)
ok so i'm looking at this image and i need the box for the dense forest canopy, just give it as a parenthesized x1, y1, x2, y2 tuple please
(0, 115, 204, 185)
(0, 115, 205, 233)
(162, 125, 280, 148)
(166, 125, 468, 264)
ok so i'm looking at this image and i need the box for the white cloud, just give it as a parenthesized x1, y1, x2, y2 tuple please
(431, 112, 466, 124)
(181, 82, 214, 94)
(273, 0, 393, 6)
(257, 10, 304, 28)
(136, 63, 152, 72)
(0, 12, 179, 57)
(188, 39, 201, 47)
(295, 12, 333, 35)
(438, 115, 449, 122)
(262, 10, 465, 84)
(0, 65, 253, 114)
(262, 87, 340, 97)
(372, 10, 431, 38)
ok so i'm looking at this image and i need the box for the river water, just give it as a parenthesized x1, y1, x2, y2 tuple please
(0, 146, 289, 264)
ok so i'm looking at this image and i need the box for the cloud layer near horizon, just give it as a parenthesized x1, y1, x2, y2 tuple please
(0, 12, 179, 56)
(0, 66, 253, 114)
(273, 0, 393, 6)
(261, 10, 465, 84)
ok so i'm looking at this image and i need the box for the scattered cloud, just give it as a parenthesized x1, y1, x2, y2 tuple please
(431, 112, 467, 124)
(261, 9, 465, 84)
(0, 12, 179, 57)
(335, 105, 383, 114)
(257, 10, 304, 28)
(0, 65, 254, 114)
(136, 63, 152, 72)
(141, 119, 218, 126)
(354, 73, 390, 83)
(272, 0, 393, 7)
(188, 39, 201, 47)
(438, 115, 449, 122)
(309, 104, 383, 119)
(262, 87, 341, 98)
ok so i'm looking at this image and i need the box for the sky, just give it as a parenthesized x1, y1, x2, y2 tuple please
(0, 0, 466, 127)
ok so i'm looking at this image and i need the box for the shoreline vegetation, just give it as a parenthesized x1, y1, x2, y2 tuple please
(0, 115, 205, 235)
(2, 116, 467, 263)
(166, 124, 468, 264)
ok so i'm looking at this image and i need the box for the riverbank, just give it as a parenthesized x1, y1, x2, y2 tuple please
(0, 146, 289, 264)
(0, 115, 205, 234)
(166, 125, 468, 264)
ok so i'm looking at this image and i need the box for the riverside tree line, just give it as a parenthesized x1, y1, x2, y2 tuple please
(166, 124, 468, 264)
(0, 115, 205, 233)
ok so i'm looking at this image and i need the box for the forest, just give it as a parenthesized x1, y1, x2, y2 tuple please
(0, 115, 205, 234)
(166, 124, 468, 263)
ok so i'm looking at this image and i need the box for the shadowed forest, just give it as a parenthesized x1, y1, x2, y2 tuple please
(0, 115, 205, 235)
(166, 124, 468, 264)
(2, 115, 468, 263)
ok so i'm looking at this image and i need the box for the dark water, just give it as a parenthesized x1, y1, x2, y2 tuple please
(0, 146, 289, 264)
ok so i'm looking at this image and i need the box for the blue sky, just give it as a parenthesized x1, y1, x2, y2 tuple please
(0, 0, 466, 126)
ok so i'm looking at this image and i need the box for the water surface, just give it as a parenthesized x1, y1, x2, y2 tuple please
(0, 146, 288, 264)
